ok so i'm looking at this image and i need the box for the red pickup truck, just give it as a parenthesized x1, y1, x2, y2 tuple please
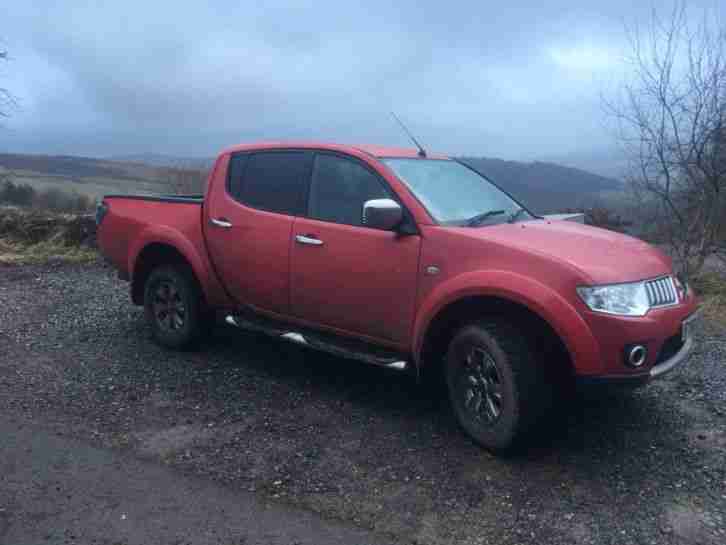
(97, 141, 700, 452)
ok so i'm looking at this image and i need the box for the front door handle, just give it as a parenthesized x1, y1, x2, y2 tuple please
(210, 217, 233, 228)
(295, 234, 324, 246)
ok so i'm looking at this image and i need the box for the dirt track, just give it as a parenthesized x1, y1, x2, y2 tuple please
(1, 262, 725, 544)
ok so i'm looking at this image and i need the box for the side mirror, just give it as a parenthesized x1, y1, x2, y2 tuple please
(362, 198, 403, 231)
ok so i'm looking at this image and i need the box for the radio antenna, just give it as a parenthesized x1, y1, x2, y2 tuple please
(390, 112, 427, 158)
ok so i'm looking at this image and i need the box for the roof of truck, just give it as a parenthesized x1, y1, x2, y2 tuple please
(221, 141, 449, 160)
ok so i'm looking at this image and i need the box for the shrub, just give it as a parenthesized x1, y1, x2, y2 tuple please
(0, 206, 98, 265)
(0, 178, 95, 213)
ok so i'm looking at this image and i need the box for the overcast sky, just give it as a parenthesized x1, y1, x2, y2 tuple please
(0, 1, 717, 173)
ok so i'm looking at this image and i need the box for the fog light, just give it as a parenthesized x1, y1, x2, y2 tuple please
(625, 344, 648, 368)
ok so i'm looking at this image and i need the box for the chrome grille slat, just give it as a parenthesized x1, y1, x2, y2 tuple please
(645, 276, 677, 307)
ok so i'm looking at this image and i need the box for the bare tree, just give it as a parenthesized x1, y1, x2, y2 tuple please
(604, 4, 726, 278)
(1, 46, 18, 193)
(1, 48, 14, 119)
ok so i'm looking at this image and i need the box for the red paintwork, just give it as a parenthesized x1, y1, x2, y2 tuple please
(97, 197, 228, 308)
(97, 141, 699, 380)
(204, 154, 295, 315)
(290, 216, 420, 345)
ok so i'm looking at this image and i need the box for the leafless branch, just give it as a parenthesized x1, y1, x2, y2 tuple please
(0, 48, 17, 119)
(603, 2, 726, 279)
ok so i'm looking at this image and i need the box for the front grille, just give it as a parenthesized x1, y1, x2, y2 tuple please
(645, 276, 677, 307)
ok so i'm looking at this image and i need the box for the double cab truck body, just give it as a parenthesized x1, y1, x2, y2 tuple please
(97, 141, 700, 452)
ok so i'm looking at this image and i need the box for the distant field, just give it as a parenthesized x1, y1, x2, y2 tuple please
(3, 170, 170, 200)
(0, 153, 206, 201)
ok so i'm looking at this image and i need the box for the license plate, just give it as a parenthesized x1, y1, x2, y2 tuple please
(682, 310, 701, 342)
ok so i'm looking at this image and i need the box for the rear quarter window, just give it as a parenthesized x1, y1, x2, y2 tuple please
(228, 151, 311, 215)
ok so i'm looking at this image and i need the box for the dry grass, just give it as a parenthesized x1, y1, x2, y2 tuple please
(691, 271, 726, 330)
(0, 206, 98, 265)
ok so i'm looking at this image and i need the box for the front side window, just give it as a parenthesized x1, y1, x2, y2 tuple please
(382, 158, 533, 226)
(308, 154, 390, 226)
(230, 151, 311, 215)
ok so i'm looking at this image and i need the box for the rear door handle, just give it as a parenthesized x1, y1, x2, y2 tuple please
(295, 234, 324, 246)
(210, 217, 233, 228)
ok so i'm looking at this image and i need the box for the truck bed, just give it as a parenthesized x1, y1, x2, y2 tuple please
(102, 194, 205, 203)
(97, 193, 207, 282)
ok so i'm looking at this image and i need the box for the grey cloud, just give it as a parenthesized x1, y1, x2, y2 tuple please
(0, 0, 718, 167)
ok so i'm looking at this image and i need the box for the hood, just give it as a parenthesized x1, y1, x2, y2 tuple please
(454, 219, 672, 284)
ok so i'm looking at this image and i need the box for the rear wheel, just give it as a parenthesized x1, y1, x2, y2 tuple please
(445, 320, 549, 453)
(143, 265, 209, 349)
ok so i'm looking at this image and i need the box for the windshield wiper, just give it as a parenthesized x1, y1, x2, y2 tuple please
(507, 207, 528, 223)
(465, 209, 505, 227)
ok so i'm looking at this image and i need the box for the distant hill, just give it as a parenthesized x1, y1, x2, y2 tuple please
(109, 153, 213, 170)
(539, 149, 629, 180)
(0, 153, 170, 182)
(458, 157, 624, 214)
(0, 152, 624, 214)
(0, 153, 136, 179)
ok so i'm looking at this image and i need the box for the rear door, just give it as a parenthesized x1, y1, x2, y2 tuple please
(205, 150, 312, 315)
(290, 152, 421, 345)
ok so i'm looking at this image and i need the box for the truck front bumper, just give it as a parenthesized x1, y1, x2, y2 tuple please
(575, 307, 701, 388)
(648, 327, 695, 379)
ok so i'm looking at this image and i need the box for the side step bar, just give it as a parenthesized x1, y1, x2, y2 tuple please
(224, 315, 408, 371)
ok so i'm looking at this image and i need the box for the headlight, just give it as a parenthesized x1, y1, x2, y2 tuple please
(576, 282, 651, 316)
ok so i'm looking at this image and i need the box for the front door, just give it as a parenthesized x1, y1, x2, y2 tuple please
(290, 152, 420, 345)
(205, 150, 312, 315)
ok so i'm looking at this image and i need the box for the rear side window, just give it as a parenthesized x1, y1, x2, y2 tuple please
(229, 151, 311, 215)
(227, 153, 249, 201)
(308, 154, 390, 226)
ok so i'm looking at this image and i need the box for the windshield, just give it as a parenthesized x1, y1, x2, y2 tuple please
(382, 158, 534, 225)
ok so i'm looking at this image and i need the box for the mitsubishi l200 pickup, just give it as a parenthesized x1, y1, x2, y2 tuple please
(97, 141, 700, 453)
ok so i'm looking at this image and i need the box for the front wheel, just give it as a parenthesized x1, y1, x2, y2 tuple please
(445, 320, 549, 453)
(143, 264, 209, 350)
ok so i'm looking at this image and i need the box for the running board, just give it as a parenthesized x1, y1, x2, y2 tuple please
(224, 315, 408, 371)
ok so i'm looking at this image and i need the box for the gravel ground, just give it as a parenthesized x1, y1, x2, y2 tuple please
(1, 262, 725, 545)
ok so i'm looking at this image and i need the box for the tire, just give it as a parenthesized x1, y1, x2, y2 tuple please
(445, 320, 549, 454)
(143, 264, 209, 350)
